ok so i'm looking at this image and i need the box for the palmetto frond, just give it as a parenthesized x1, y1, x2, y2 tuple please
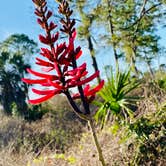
(95, 69, 141, 127)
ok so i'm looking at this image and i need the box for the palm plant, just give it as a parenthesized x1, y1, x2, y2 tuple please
(0, 34, 37, 116)
(95, 68, 140, 128)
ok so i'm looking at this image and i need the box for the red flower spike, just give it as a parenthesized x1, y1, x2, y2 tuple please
(69, 19, 75, 30)
(58, 49, 69, 64)
(81, 71, 88, 77)
(68, 37, 74, 51)
(23, 0, 104, 110)
(72, 81, 104, 101)
(68, 30, 76, 51)
(41, 82, 51, 86)
(72, 30, 77, 39)
(32, 0, 46, 7)
(75, 46, 81, 52)
(93, 80, 104, 92)
(43, 6, 47, 13)
(63, 65, 68, 73)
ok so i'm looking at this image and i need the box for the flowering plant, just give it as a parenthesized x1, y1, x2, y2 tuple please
(22, 0, 104, 118)
(22, 0, 106, 165)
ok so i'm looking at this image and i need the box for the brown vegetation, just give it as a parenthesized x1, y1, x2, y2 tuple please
(0, 78, 165, 166)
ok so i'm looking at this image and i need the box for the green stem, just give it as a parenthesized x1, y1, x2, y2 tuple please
(88, 119, 106, 166)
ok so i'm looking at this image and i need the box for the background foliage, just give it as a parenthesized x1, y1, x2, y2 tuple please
(0, 0, 166, 165)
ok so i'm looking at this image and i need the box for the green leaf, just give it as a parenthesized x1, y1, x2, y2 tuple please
(109, 101, 121, 114)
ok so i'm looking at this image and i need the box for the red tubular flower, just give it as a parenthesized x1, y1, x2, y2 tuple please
(75, 49, 82, 59)
(32, 88, 59, 95)
(26, 68, 58, 80)
(39, 34, 50, 45)
(36, 57, 54, 67)
(51, 32, 59, 43)
(85, 80, 104, 96)
(47, 79, 64, 90)
(64, 63, 86, 76)
(48, 22, 57, 31)
(41, 67, 53, 72)
(46, 11, 53, 20)
(76, 71, 100, 86)
(35, 9, 43, 17)
(72, 80, 104, 102)
(40, 48, 53, 60)
(37, 18, 45, 29)
(23, 0, 104, 110)
(29, 92, 57, 104)
(22, 78, 47, 84)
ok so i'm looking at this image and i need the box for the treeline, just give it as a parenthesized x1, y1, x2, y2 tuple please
(0, 0, 165, 165)
(0, 0, 165, 119)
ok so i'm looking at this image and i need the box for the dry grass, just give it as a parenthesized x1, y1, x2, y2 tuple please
(0, 112, 165, 166)
(0, 113, 84, 166)
(0, 84, 165, 166)
(0, 145, 33, 166)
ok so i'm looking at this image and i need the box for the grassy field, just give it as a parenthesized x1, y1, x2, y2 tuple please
(0, 73, 165, 166)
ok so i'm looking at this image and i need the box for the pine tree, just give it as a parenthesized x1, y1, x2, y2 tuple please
(74, 0, 166, 75)
(75, 0, 101, 83)
(0, 34, 38, 116)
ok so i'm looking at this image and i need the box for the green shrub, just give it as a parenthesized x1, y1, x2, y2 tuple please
(95, 69, 140, 128)
(120, 100, 166, 165)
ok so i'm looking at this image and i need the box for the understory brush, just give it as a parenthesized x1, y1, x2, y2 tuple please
(0, 95, 85, 165)
(0, 73, 165, 166)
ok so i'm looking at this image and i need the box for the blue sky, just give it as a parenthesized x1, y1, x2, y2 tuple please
(0, 0, 38, 41)
(0, 0, 165, 72)
(0, 0, 109, 72)
(0, 0, 165, 100)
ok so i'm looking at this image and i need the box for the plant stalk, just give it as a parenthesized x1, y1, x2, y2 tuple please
(88, 119, 106, 166)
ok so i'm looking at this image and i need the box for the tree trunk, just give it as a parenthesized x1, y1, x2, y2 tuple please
(131, 47, 139, 76)
(145, 55, 155, 79)
(106, 0, 119, 72)
(87, 36, 101, 83)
